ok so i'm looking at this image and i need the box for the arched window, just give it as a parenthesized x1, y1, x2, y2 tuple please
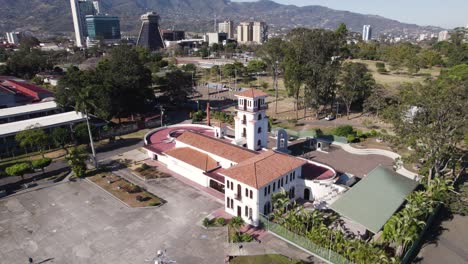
(250, 190, 253, 198)
(249, 208, 253, 219)
(245, 206, 248, 216)
(258, 114, 262, 120)
(258, 127, 262, 134)
(257, 139, 261, 146)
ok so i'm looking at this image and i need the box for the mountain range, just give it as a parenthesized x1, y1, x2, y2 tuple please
(0, 0, 443, 37)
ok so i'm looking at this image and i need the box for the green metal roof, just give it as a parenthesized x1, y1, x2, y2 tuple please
(329, 165, 419, 233)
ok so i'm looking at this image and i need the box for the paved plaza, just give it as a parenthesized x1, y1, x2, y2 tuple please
(0, 170, 319, 264)
(0, 178, 225, 264)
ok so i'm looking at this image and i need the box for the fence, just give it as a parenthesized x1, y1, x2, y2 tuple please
(401, 204, 442, 264)
(259, 215, 352, 264)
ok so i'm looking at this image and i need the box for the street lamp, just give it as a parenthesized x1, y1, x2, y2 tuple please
(160, 105, 165, 127)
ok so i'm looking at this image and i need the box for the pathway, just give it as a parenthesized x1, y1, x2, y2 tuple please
(332, 141, 419, 180)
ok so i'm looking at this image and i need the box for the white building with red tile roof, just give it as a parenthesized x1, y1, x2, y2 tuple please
(143, 90, 339, 226)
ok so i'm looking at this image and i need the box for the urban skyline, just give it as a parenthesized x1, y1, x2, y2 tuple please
(234, 0, 467, 28)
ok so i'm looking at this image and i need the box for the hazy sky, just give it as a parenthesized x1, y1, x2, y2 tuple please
(234, 0, 467, 28)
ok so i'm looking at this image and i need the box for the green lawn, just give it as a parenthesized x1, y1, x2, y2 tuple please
(229, 254, 306, 264)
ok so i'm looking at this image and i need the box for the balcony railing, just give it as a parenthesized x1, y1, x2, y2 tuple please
(235, 104, 268, 112)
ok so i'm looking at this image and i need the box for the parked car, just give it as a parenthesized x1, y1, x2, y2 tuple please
(325, 114, 336, 121)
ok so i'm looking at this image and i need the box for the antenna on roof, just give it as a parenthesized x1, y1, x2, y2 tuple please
(214, 14, 217, 32)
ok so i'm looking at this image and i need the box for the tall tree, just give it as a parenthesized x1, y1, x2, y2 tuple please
(337, 62, 375, 119)
(50, 127, 72, 154)
(15, 125, 49, 157)
(384, 74, 467, 185)
(155, 69, 194, 103)
(259, 38, 285, 114)
(5, 163, 31, 181)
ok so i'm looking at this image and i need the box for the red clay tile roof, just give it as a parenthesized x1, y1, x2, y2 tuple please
(221, 150, 307, 188)
(236, 88, 268, 98)
(176, 131, 257, 163)
(164, 147, 220, 172)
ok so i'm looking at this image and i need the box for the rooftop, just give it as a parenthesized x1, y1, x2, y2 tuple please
(235, 88, 268, 98)
(176, 131, 257, 163)
(164, 147, 219, 172)
(0, 111, 86, 137)
(221, 150, 307, 188)
(0, 101, 59, 119)
(329, 165, 419, 234)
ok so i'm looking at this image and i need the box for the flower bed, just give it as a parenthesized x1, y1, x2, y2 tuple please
(89, 173, 163, 207)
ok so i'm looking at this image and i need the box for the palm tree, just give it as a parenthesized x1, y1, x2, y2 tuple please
(271, 187, 289, 220)
(229, 216, 245, 241)
(71, 86, 99, 168)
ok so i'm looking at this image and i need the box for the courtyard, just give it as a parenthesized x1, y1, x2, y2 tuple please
(0, 178, 225, 264)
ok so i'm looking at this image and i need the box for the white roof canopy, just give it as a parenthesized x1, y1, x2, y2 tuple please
(0, 111, 86, 137)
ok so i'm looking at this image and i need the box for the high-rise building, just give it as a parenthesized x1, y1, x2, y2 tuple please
(218, 20, 234, 39)
(92, 0, 101, 14)
(252, 22, 268, 44)
(5, 32, 23, 45)
(237, 22, 253, 44)
(86, 15, 121, 41)
(137, 12, 165, 51)
(70, 0, 98, 47)
(362, 25, 372, 42)
(438, 30, 450, 41)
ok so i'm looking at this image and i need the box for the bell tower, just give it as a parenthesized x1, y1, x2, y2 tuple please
(234, 89, 269, 151)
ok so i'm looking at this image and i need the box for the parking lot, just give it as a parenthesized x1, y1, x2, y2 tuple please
(0, 178, 226, 264)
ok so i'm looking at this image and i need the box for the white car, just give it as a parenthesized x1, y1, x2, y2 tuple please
(325, 114, 336, 121)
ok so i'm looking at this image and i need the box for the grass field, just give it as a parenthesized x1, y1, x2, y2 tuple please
(351, 59, 441, 93)
(229, 254, 306, 264)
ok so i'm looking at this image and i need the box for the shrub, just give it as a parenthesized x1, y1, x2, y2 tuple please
(380, 128, 387, 134)
(31, 157, 52, 172)
(148, 202, 159, 206)
(216, 217, 226, 226)
(287, 119, 298, 124)
(121, 184, 141, 193)
(347, 134, 359, 143)
(370, 129, 378, 137)
(333, 125, 355, 137)
(240, 233, 253, 242)
(192, 110, 206, 122)
(203, 217, 210, 227)
(140, 163, 150, 170)
(135, 195, 144, 202)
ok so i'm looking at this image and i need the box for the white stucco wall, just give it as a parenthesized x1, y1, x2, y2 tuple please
(165, 155, 209, 187)
(224, 176, 260, 226)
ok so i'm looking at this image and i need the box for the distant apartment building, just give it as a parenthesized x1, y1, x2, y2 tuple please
(137, 12, 165, 51)
(362, 25, 372, 42)
(70, 0, 98, 47)
(218, 20, 234, 39)
(438, 30, 450, 41)
(5, 32, 23, 45)
(237, 22, 253, 44)
(204, 32, 228, 46)
(86, 15, 121, 44)
(237, 21, 267, 44)
(252, 22, 268, 44)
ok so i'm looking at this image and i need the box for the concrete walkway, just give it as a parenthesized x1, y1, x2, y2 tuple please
(332, 141, 419, 180)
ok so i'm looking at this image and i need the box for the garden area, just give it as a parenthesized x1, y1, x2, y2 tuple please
(202, 216, 227, 228)
(229, 254, 306, 264)
(88, 173, 164, 207)
(261, 182, 453, 264)
(228, 216, 254, 243)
